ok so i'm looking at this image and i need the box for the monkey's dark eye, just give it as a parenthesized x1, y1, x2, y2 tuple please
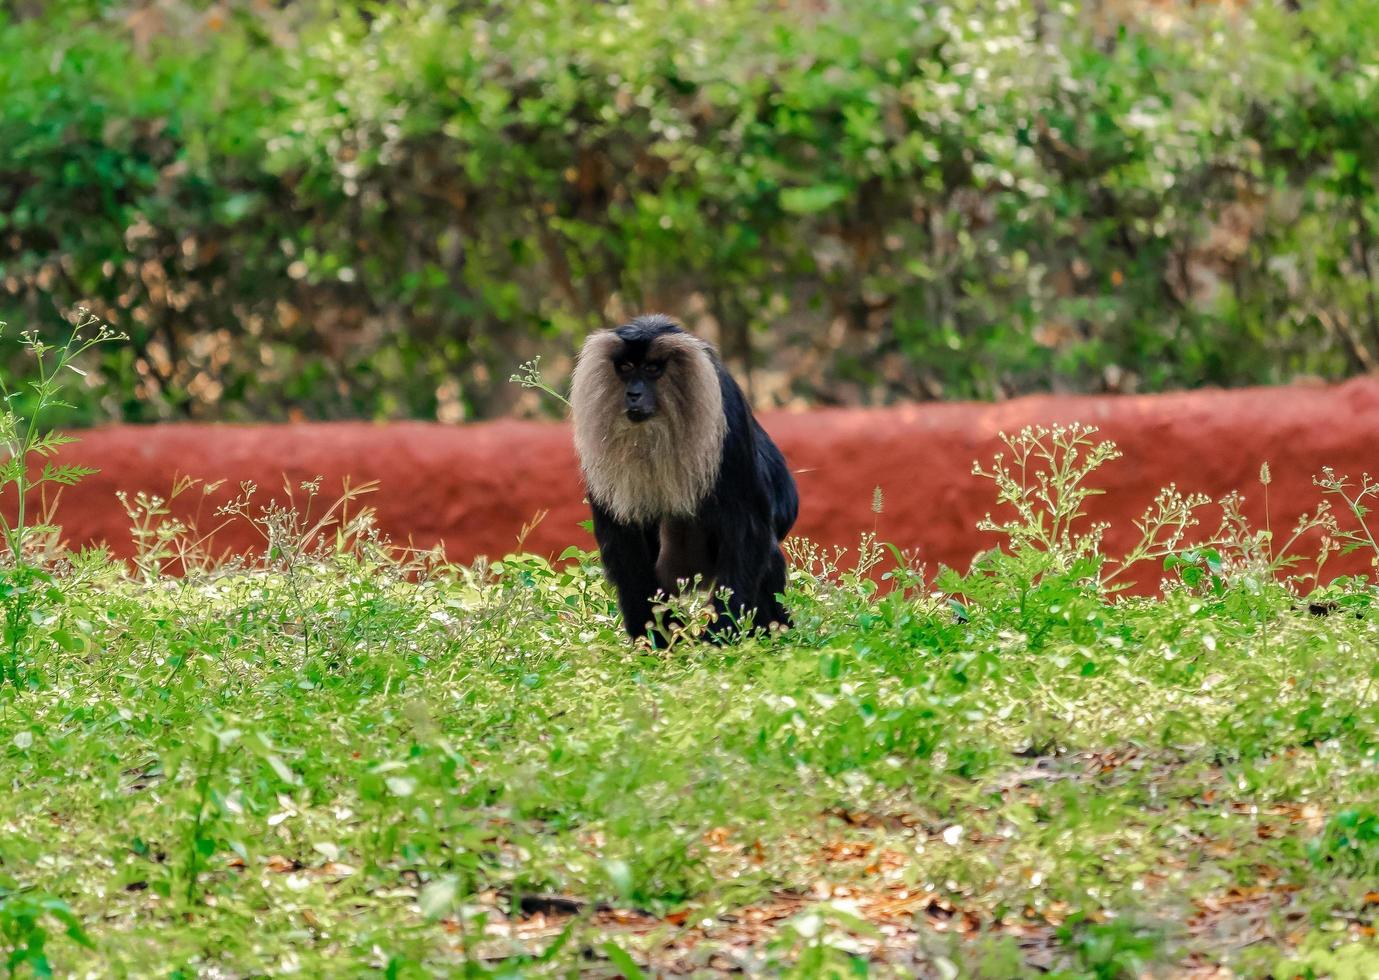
(615, 361, 634, 376)
(644, 362, 664, 379)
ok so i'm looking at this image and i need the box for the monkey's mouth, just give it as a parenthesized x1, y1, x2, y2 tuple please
(625, 408, 654, 423)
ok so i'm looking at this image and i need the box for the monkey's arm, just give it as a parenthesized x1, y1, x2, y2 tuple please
(590, 502, 659, 640)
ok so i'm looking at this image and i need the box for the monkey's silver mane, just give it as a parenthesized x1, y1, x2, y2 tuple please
(569, 325, 727, 524)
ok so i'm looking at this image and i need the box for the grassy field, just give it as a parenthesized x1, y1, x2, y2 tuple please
(2, 423, 1378, 979)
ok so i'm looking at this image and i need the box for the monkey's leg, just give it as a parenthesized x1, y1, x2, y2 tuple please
(591, 503, 659, 641)
(706, 509, 778, 641)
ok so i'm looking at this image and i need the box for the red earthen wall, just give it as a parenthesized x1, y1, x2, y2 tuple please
(41, 378, 1379, 582)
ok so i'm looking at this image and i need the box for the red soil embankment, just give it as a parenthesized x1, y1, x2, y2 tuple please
(45, 378, 1379, 579)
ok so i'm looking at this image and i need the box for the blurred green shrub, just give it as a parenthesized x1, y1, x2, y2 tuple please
(4, 0, 1379, 423)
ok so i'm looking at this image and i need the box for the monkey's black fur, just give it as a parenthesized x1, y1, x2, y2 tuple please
(587, 316, 797, 642)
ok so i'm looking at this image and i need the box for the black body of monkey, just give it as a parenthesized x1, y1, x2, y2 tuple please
(585, 320, 797, 642)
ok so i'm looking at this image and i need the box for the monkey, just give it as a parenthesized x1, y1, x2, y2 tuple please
(569, 314, 798, 643)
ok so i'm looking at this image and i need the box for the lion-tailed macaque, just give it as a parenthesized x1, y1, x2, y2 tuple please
(570, 314, 798, 642)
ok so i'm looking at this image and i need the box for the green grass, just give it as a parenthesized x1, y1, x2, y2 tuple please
(3, 437, 1379, 979)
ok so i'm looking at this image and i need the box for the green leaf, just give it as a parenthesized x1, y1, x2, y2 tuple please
(266, 755, 299, 785)
(780, 183, 849, 214)
(36, 462, 98, 487)
(601, 940, 645, 980)
(536, 919, 577, 963)
(604, 858, 633, 899)
(418, 876, 458, 920)
(40, 899, 93, 948)
(27, 432, 77, 457)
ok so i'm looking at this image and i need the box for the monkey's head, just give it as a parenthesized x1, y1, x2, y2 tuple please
(574, 314, 706, 424)
(569, 314, 729, 523)
(610, 322, 674, 423)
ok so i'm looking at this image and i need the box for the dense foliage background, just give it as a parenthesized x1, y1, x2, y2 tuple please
(4, 0, 1379, 423)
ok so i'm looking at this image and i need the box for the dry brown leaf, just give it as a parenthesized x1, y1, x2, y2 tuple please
(265, 855, 299, 873)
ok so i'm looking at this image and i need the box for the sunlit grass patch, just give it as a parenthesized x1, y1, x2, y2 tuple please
(3, 325, 1379, 976)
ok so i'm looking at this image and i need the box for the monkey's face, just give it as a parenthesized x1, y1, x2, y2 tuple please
(614, 354, 666, 423)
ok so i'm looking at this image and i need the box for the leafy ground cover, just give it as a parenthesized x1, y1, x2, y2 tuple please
(2, 330, 1379, 977)
(1, 453, 1376, 977)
